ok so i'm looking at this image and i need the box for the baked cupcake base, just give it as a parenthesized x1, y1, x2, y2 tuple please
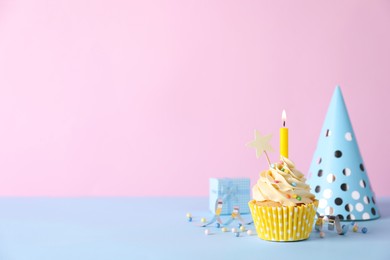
(248, 199, 318, 242)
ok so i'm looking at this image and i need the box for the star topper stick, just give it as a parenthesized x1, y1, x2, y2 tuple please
(246, 130, 274, 167)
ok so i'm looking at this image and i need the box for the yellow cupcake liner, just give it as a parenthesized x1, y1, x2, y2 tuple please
(248, 200, 318, 242)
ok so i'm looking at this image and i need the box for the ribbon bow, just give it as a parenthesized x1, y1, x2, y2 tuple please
(221, 180, 239, 209)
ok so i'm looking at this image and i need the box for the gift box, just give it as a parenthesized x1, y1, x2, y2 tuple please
(209, 178, 250, 215)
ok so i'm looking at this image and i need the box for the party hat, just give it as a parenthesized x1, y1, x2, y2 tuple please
(308, 86, 379, 221)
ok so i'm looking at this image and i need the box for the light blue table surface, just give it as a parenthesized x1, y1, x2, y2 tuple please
(0, 197, 389, 260)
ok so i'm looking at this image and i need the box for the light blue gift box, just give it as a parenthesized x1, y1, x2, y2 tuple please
(209, 178, 250, 215)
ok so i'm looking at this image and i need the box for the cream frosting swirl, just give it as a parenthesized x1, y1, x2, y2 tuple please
(252, 156, 315, 206)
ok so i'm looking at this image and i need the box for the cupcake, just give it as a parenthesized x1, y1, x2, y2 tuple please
(248, 156, 318, 241)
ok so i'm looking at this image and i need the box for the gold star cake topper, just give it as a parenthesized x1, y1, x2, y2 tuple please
(246, 130, 274, 165)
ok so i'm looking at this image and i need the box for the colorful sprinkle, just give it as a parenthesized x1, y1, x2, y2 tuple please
(221, 227, 228, 232)
(200, 218, 207, 223)
(204, 229, 210, 235)
(238, 223, 242, 228)
(291, 182, 297, 187)
(274, 180, 280, 183)
(292, 194, 297, 199)
(188, 217, 193, 222)
(270, 164, 275, 168)
(240, 226, 246, 232)
(341, 225, 349, 235)
(247, 230, 253, 236)
(286, 194, 291, 199)
(350, 221, 355, 226)
(235, 232, 240, 237)
(186, 213, 192, 218)
(231, 228, 237, 233)
(362, 227, 368, 233)
(215, 223, 220, 228)
(281, 168, 285, 172)
(352, 225, 358, 232)
(296, 196, 302, 201)
(319, 231, 325, 238)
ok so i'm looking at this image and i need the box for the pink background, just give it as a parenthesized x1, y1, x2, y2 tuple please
(0, 0, 389, 197)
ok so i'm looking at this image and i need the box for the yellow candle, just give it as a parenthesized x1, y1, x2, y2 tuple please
(280, 110, 288, 158)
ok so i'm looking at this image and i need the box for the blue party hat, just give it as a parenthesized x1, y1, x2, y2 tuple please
(308, 86, 379, 221)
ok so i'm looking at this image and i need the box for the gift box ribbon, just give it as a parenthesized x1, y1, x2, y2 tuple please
(211, 179, 246, 211)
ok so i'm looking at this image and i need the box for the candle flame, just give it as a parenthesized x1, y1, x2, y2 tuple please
(282, 110, 286, 127)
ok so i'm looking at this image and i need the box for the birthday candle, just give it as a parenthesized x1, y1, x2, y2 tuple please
(280, 110, 288, 158)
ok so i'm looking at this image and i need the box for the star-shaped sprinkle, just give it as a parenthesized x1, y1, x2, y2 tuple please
(246, 130, 274, 158)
